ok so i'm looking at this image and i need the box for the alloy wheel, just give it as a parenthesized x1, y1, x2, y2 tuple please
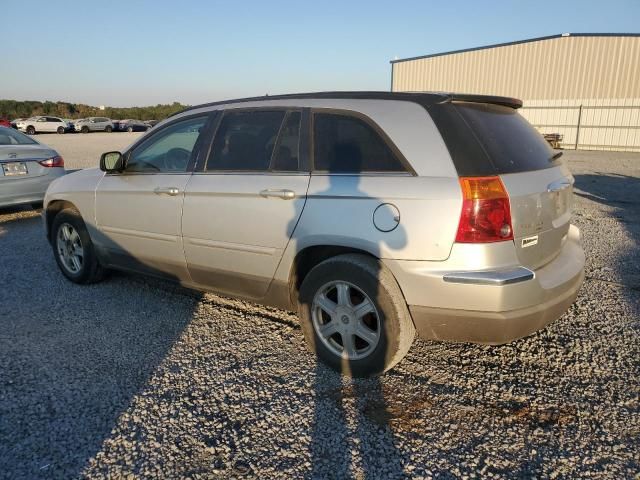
(311, 281, 381, 360)
(56, 223, 84, 274)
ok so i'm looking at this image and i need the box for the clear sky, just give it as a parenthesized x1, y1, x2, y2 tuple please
(4, 0, 639, 107)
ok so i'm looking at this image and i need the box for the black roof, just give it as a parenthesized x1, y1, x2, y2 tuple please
(391, 33, 640, 64)
(174, 91, 522, 117)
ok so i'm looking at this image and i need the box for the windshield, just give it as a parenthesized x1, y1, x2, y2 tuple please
(0, 127, 38, 145)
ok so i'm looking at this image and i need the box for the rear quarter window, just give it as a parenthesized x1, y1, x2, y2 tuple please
(313, 113, 406, 173)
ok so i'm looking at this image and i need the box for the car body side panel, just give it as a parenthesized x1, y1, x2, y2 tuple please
(43, 168, 104, 239)
(94, 173, 192, 281)
(182, 173, 311, 299)
(272, 174, 462, 288)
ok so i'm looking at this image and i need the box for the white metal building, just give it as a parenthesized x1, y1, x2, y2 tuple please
(391, 33, 640, 151)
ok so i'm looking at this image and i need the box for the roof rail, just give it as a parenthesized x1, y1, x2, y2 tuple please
(170, 91, 522, 117)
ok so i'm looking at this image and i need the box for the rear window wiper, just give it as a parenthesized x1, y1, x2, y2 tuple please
(549, 151, 563, 162)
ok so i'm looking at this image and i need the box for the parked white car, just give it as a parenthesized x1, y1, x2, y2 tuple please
(17, 116, 70, 135)
(74, 117, 114, 133)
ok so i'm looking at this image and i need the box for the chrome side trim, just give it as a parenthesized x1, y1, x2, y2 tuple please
(185, 237, 277, 256)
(99, 226, 178, 243)
(546, 178, 572, 192)
(443, 267, 534, 285)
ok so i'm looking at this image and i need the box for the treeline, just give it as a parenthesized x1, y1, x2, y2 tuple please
(0, 100, 189, 121)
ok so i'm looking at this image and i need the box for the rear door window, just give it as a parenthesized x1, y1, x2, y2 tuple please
(313, 113, 405, 173)
(206, 110, 286, 171)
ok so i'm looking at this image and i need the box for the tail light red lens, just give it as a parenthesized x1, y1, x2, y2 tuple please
(39, 156, 64, 168)
(455, 176, 514, 243)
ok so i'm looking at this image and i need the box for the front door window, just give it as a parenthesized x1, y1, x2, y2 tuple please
(126, 116, 208, 173)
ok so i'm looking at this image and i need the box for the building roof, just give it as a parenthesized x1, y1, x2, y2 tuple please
(390, 33, 640, 64)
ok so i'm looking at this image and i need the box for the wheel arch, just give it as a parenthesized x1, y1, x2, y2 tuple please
(288, 245, 380, 305)
(45, 200, 78, 243)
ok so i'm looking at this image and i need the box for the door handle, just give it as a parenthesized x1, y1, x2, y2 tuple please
(259, 189, 296, 200)
(546, 179, 572, 193)
(154, 186, 180, 196)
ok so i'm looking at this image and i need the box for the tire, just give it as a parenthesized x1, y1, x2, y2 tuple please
(105, 125, 112, 133)
(81, 126, 89, 134)
(127, 126, 133, 133)
(297, 253, 415, 377)
(51, 208, 107, 284)
(57, 126, 65, 134)
(26, 126, 36, 135)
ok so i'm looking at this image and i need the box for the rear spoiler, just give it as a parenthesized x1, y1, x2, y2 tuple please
(440, 93, 523, 109)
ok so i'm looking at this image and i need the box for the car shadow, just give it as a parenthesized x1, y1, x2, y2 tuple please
(0, 208, 201, 479)
(573, 172, 640, 290)
(293, 168, 409, 479)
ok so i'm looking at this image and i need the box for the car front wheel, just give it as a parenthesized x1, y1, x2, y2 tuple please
(298, 253, 415, 377)
(51, 208, 106, 284)
(26, 126, 36, 135)
(57, 126, 65, 134)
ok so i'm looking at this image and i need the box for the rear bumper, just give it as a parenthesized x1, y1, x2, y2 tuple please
(385, 224, 585, 345)
(409, 267, 583, 344)
(0, 170, 65, 208)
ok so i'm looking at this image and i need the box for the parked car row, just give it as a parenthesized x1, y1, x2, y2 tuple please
(10, 116, 157, 135)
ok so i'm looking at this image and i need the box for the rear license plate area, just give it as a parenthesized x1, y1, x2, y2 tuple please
(2, 162, 28, 176)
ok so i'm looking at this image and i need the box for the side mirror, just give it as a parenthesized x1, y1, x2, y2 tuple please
(100, 151, 124, 172)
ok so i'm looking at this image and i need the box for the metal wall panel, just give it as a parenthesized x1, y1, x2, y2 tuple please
(392, 35, 640, 100)
(392, 35, 640, 151)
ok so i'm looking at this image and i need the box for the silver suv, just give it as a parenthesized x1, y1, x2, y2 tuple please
(74, 117, 114, 133)
(43, 92, 585, 376)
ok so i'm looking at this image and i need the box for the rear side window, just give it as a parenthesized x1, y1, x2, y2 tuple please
(313, 113, 405, 173)
(207, 110, 285, 171)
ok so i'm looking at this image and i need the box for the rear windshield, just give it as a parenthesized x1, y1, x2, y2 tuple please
(0, 127, 37, 145)
(428, 102, 557, 176)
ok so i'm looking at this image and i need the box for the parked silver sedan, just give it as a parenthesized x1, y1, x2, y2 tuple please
(0, 127, 65, 208)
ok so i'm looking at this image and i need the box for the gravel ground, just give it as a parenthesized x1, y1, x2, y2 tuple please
(0, 148, 638, 479)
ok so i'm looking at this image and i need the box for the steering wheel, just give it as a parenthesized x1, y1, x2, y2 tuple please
(162, 147, 191, 171)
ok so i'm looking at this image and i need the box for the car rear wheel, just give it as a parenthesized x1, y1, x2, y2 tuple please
(297, 253, 415, 377)
(57, 126, 65, 134)
(105, 125, 112, 133)
(81, 126, 89, 134)
(127, 126, 133, 133)
(52, 208, 106, 284)
(26, 126, 35, 135)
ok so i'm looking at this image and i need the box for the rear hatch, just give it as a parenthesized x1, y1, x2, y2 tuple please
(429, 100, 573, 270)
(0, 145, 57, 180)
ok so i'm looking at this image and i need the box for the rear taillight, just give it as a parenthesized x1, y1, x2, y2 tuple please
(456, 176, 513, 243)
(39, 156, 64, 168)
